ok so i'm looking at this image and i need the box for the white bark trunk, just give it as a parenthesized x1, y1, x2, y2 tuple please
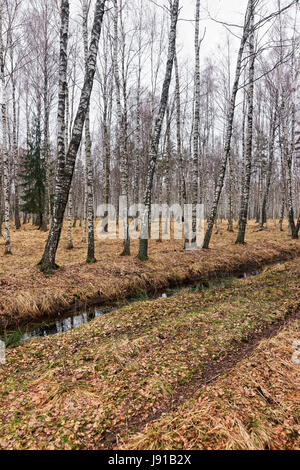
(0, 2, 11, 254)
(138, 0, 180, 260)
(40, 0, 107, 272)
(202, 0, 252, 248)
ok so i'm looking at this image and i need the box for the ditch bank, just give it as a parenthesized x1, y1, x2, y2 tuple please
(0, 241, 300, 332)
(1, 256, 300, 450)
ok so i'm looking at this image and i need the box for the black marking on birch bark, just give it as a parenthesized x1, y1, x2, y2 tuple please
(0, 2, 12, 255)
(39, 0, 107, 273)
(202, 0, 253, 249)
(138, 0, 180, 261)
(236, 0, 256, 245)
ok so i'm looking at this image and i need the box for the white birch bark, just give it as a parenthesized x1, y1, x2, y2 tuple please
(202, 0, 252, 248)
(40, 0, 107, 272)
(236, 0, 255, 244)
(66, 85, 74, 250)
(42, 0, 50, 232)
(82, 0, 96, 263)
(9, 30, 21, 231)
(174, 53, 186, 217)
(259, 99, 277, 229)
(0, 1, 11, 254)
(113, 0, 130, 256)
(138, 0, 180, 260)
(101, 28, 112, 232)
(190, 0, 201, 247)
(134, 4, 142, 205)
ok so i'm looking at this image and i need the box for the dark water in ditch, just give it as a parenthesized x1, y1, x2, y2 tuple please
(0, 267, 267, 346)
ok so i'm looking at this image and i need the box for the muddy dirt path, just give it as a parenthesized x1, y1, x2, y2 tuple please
(97, 308, 300, 450)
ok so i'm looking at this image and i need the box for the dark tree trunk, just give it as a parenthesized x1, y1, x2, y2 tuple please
(138, 0, 180, 261)
(39, 0, 107, 272)
(0, 3, 11, 254)
(83, 0, 96, 264)
(227, 154, 234, 232)
(236, 0, 255, 244)
(259, 100, 277, 229)
(202, 0, 252, 249)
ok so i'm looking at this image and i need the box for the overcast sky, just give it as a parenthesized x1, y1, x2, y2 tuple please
(164, 0, 249, 61)
(151, 0, 298, 69)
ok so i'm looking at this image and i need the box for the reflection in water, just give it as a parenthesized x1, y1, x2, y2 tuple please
(20, 307, 112, 342)
(2, 263, 280, 345)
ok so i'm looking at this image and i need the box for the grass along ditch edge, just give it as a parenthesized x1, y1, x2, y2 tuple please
(0, 258, 300, 449)
(1, 240, 300, 331)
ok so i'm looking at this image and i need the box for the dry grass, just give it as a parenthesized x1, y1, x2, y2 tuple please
(0, 219, 299, 327)
(119, 320, 300, 450)
(0, 257, 299, 450)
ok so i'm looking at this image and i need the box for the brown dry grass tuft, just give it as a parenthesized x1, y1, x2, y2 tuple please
(0, 219, 299, 327)
(0, 257, 299, 450)
(119, 320, 300, 450)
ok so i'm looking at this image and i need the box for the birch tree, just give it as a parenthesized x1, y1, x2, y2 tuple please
(6, 0, 21, 231)
(39, 0, 107, 272)
(138, 0, 180, 261)
(259, 92, 278, 229)
(134, 1, 143, 205)
(0, 0, 11, 254)
(236, 0, 256, 244)
(98, 17, 113, 232)
(202, 0, 252, 249)
(174, 53, 186, 211)
(82, 0, 96, 263)
(190, 0, 201, 247)
(113, 0, 130, 256)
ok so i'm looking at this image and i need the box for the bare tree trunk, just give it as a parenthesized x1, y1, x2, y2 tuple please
(66, 86, 74, 250)
(174, 52, 188, 245)
(227, 154, 234, 232)
(42, 2, 50, 232)
(157, 165, 163, 243)
(102, 33, 112, 232)
(190, 0, 201, 247)
(280, 40, 299, 239)
(282, 96, 299, 238)
(202, 0, 252, 249)
(236, 0, 255, 244)
(134, 5, 142, 205)
(39, 0, 106, 272)
(0, 2, 11, 254)
(82, 171, 87, 242)
(138, 0, 179, 261)
(103, 95, 111, 231)
(279, 130, 287, 231)
(67, 186, 74, 249)
(8, 30, 21, 231)
(113, 0, 130, 256)
(279, 196, 285, 231)
(82, 0, 96, 263)
(259, 100, 277, 229)
(164, 103, 172, 234)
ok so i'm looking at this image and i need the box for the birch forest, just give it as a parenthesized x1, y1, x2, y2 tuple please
(0, 0, 300, 453)
(0, 0, 298, 263)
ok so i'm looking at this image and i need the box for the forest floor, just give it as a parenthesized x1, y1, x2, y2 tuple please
(0, 219, 300, 328)
(0, 256, 299, 450)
